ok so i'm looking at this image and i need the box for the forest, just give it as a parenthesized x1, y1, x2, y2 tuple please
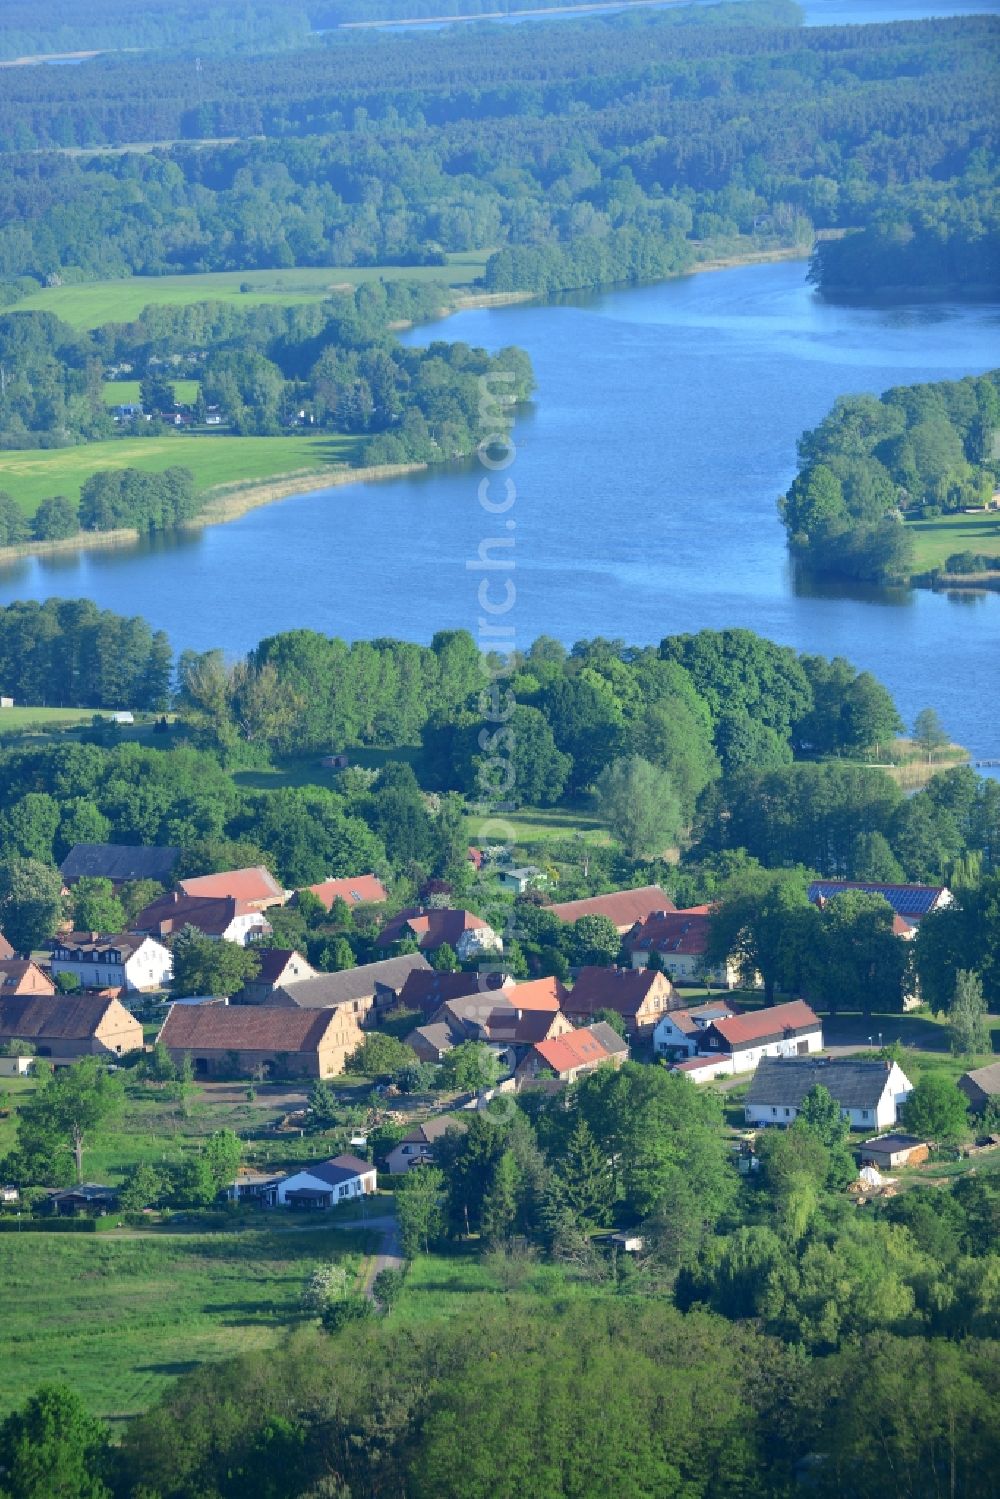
(0, 11, 995, 304)
(779, 370, 1000, 581)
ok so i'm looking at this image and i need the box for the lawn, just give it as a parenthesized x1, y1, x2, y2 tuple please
(464, 803, 612, 847)
(7, 253, 490, 331)
(905, 509, 1000, 573)
(0, 1224, 372, 1420)
(0, 432, 359, 515)
(102, 378, 201, 406)
(0, 705, 105, 735)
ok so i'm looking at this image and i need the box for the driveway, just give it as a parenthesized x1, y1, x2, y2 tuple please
(329, 1212, 405, 1300)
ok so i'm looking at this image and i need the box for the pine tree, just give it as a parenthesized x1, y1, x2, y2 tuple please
(949, 969, 989, 1057)
(556, 1117, 612, 1222)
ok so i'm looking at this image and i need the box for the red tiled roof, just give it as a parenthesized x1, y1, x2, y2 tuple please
(566, 966, 669, 1020)
(508, 976, 568, 1011)
(708, 1001, 820, 1050)
(531, 1027, 611, 1076)
(378, 907, 492, 950)
(628, 910, 712, 957)
(158, 1003, 339, 1053)
(0, 933, 15, 961)
(545, 886, 675, 931)
(674, 1053, 732, 1072)
(179, 867, 285, 904)
(305, 874, 389, 910)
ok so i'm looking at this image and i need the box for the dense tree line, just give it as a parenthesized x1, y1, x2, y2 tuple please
(811, 174, 1000, 301)
(0, 13, 993, 303)
(0, 599, 172, 709)
(780, 370, 1000, 581)
(0, 287, 533, 463)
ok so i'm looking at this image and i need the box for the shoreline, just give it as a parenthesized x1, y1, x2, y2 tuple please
(0, 242, 812, 568)
(0, 462, 430, 568)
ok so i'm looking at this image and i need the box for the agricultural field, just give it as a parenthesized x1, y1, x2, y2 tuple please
(0, 1225, 372, 1421)
(0, 432, 359, 515)
(6, 253, 491, 331)
(905, 508, 1000, 573)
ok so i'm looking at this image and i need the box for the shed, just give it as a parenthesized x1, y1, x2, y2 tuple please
(859, 1134, 929, 1169)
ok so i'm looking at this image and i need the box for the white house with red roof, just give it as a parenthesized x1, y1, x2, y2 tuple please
(378, 906, 502, 961)
(514, 1024, 624, 1086)
(653, 1000, 739, 1058)
(626, 907, 740, 988)
(669, 1000, 823, 1083)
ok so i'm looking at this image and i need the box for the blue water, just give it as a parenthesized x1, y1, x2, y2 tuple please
(329, 0, 997, 33)
(2, 260, 997, 760)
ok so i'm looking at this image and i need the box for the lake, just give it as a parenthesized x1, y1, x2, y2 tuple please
(1, 259, 998, 761)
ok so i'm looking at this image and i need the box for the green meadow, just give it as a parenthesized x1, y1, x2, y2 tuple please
(102, 378, 201, 406)
(0, 432, 359, 515)
(7, 252, 490, 331)
(905, 508, 1000, 573)
(0, 1226, 371, 1420)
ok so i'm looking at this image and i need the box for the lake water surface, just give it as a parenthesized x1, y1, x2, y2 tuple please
(2, 260, 997, 758)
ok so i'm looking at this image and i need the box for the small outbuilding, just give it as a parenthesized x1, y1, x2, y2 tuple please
(859, 1133, 929, 1169)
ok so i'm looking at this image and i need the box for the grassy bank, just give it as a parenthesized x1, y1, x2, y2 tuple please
(0, 432, 359, 515)
(906, 508, 1000, 574)
(6, 253, 491, 331)
(102, 378, 200, 406)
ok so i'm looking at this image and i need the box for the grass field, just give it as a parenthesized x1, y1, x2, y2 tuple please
(463, 803, 612, 846)
(0, 1224, 371, 1420)
(0, 705, 104, 734)
(906, 509, 1000, 573)
(102, 378, 200, 406)
(7, 253, 490, 331)
(0, 432, 359, 514)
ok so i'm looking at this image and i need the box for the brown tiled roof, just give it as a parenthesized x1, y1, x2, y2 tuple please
(0, 933, 15, 961)
(660, 1001, 738, 1035)
(55, 932, 151, 960)
(252, 949, 315, 986)
(566, 966, 669, 1020)
(378, 907, 493, 950)
(402, 1113, 469, 1146)
(485, 1006, 563, 1044)
(397, 968, 510, 1017)
(305, 875, 389, 909)
(179, 867, 285, 904)
(157, 1003, 339, 1053)
(628, 910, 712, 957)
(130, 892, 266, 939)
(708, 1001, 820, 1050)
(0, 960, 56, 994)
(531, 1027, 611, 1075)
(545, 886, 675, 931)
(0, 994, 121, 1041)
